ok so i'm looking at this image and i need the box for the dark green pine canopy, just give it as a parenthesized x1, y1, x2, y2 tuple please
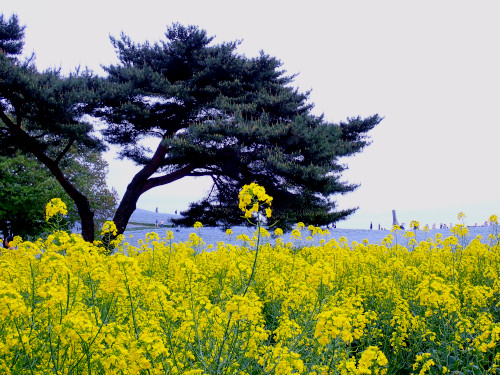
(0, 14, 25, 56)
(95, 23, 382, 231)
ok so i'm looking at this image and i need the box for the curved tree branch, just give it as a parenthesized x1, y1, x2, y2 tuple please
(55, 138, 75, 164)
(140, 163, 195, 194)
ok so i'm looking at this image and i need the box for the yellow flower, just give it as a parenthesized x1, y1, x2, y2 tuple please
(236, 233, 251, 242)
(238, 183, 272, 219)
(357, 346, 388, 373)
(101, 221, 118, 236)
(404, 231, 415, 239)
(451, 223, 469, 238)
(225, 229, 233, 236)
(45, 198, 68, 221)
(458, 211, 466, 220)
(489, 214, 499, 225)
(255, 227, 271, 238)
(274, 228, 284, 236)
(291, 229, 302, 239)
(265, 207, 272, 218)
(193, 221, 203, 229)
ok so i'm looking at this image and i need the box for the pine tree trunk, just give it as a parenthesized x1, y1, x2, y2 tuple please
(74, 196, 95, 242)
(37, 152, 96, 242)
(111, 137, 196, 237)
(47, 163, 96, 242)
(112, 165, 196, 236)
(112, 141, 168, 236)
(113, 181, 143, 236)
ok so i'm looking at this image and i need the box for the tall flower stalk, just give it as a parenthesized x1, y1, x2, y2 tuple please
(238, 183, 272, 296)
(213, 183, 273, 372)
(45, 198, 68, 233)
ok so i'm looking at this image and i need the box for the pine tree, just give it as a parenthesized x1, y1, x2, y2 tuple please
(95, 24, 382, 232)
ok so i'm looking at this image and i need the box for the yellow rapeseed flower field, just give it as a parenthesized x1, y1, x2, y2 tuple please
(1, 188, 500, 374)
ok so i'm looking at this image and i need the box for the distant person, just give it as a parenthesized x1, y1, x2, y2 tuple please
(175, 210, 177, 215)
(155, 219, 159, 228)
(378, 224, 381, 230)
(160, 219, 164, 227)
(155, 207, 158, 213)
(370, 222, 373, 230)
(3, 235, 14, 250)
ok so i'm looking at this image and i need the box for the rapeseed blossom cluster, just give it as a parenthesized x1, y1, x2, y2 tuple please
(2, 200, 500, 374)
(44, 198, 68, 221)
(410, 220, 420, 230)
(101, 220, 118, 236)
(238, 182, 273, 218)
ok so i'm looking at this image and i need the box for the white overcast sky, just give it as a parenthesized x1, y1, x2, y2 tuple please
(3, 0, 500, 228)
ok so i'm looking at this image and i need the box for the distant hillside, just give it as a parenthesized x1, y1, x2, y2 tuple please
(128, 208, 182, 227)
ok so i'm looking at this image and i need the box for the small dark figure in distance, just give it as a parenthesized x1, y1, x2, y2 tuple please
(3, 235, 14, 250)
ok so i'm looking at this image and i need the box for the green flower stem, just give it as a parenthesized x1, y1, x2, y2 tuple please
(242, 218, 262, 297)
(215, 214, 263, 373)
(10, 305, 35, 375)
(122, 269, 140, 340)
(188, 272, 208, 372)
